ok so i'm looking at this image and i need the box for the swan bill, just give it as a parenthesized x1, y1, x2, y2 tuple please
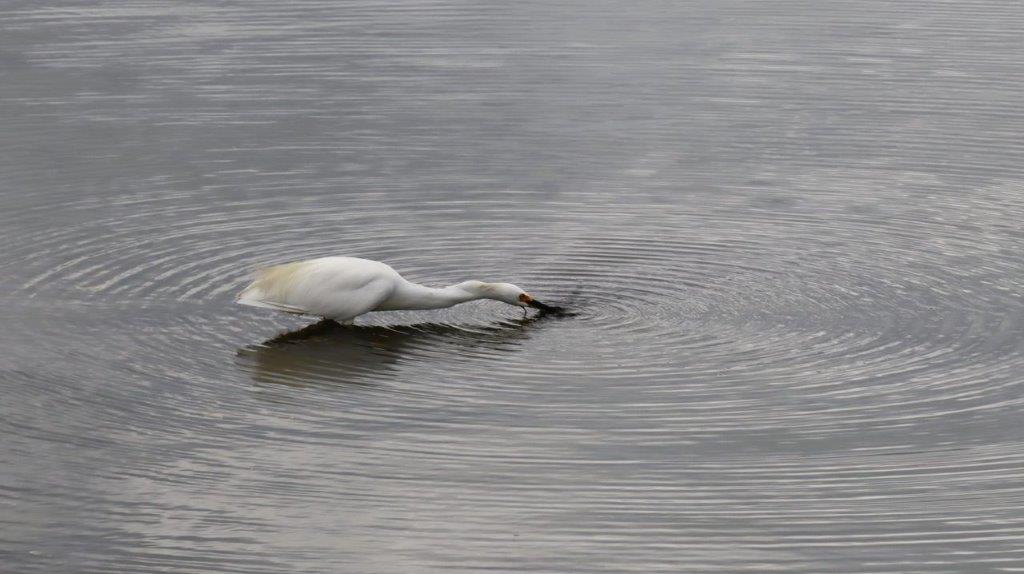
(527, 299, 565, 313)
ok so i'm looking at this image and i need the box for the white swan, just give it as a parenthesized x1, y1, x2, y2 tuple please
(237, 256, 559, 323)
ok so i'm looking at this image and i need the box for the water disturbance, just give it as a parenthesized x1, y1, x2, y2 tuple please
(2, 1, 1024, 572)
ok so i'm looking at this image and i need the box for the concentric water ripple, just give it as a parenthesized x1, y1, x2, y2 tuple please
(4, 0, 1024, 572)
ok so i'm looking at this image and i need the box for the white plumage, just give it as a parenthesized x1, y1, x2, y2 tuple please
(237, 256, 556, 323)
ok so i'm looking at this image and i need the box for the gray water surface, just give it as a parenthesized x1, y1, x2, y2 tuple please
(3, 1, 1024, 572)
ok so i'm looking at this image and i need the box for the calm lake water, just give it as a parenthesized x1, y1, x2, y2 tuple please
(3, 1, 1024, 572)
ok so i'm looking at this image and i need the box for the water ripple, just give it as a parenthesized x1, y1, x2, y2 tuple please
(4, 0, 1024, 572)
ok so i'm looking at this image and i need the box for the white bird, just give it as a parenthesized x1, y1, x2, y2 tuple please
(236, 256, 560, 323)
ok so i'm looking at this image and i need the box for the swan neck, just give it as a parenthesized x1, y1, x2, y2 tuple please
(385, 281, 480, 310)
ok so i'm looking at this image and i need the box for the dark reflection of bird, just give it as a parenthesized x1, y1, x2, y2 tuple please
(235, 316, 551, 390)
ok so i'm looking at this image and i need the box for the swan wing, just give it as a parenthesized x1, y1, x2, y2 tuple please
(237, 257, 399, 320)
(235, 297, 309, 315)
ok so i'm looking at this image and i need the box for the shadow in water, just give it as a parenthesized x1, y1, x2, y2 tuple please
(235, 315, 553, 390)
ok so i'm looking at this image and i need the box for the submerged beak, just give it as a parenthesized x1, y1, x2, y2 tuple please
(527, 298, 557, 312)
(519, 293, 568, 314)
(527, 298, 566, 313)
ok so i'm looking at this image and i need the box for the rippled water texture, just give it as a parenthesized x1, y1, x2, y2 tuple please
(3, 1, 1024, 572)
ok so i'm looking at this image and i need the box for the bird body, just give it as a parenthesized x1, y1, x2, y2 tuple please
(237, 256, 556, 322)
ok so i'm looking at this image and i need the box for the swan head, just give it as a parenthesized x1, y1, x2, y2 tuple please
(456, 281, 561, 312)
